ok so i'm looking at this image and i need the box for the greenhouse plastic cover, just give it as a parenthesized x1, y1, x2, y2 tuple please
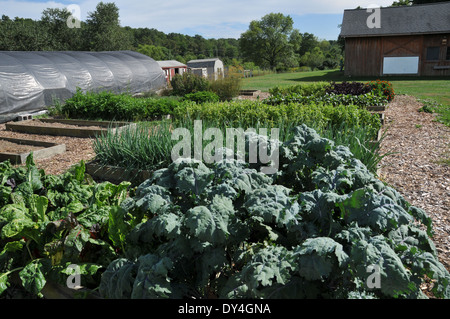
(0, 50, 167, 122)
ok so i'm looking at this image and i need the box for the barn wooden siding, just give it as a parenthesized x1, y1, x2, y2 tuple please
(345, 34, 450, 77)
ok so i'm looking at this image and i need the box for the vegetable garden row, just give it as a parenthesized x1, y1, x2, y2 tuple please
(1, 77, 449, 299)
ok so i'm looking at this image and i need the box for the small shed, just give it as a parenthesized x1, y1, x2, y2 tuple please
(187, 58, 224, 80)
(157, 60, 187, 84)
(340, 2, 450, 77)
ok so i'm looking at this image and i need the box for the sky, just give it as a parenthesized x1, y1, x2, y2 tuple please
(0, 0, 395, 40)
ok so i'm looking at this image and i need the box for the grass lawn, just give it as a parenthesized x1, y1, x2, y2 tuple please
(242, 69, 450, 106)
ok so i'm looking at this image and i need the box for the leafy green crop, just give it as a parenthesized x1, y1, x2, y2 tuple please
(0, 154, 130, 298)
(98, 125, 450, 299)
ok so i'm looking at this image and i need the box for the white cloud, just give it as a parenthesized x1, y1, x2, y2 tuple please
(0, 0, 395, 38)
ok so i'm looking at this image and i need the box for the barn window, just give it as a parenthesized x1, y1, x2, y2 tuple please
(447, 47, 450, 60)
(426, 47, 440, 61)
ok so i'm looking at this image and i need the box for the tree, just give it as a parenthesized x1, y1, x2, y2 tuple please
(299, 47, 325, 70)
(84, 2, 132, 51)
(0, 16, 50, 51)
(137, 44, 169, 60)
(40, 8, 83, 50)
(239, 13, 300, 70)
(391, 0, 446, 5)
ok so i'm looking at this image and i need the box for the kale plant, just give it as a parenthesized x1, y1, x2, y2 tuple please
(99, 125, 450, 299)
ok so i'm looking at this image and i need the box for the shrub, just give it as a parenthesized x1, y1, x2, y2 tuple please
(182, 91, 220, 104)
(366, 79, 395, 102)
(170, 72, 210, 96)
(209, 75, 242, 101)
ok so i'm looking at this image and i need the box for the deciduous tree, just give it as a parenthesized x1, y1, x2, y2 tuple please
(239, 13, 300, 70)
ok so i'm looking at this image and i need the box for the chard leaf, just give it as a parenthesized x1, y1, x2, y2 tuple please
(108, 206, 128, 249)
(0, 272, 10, 296)
(19, 258, 51, 296)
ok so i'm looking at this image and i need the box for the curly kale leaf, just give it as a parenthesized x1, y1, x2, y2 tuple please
(339, 189, 414, 233)
(293, 237, 349, 281)
(243, 185, 299, 228)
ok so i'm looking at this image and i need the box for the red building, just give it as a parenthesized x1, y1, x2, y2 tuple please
(157, 60, 187, 84)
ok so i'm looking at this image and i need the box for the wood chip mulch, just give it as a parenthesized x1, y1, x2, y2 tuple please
(378, 95, 449, 272)
(0, 123, 95, 175)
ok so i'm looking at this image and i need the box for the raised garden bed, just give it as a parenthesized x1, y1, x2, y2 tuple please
(0, 137, 66, 164)
(367, 105, 386, 112)
(5, 119, 136, 138)
(239, 89, 262, 97)
(85, 160, 152, 186)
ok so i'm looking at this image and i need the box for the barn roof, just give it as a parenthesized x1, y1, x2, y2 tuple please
(187, 58, 222, 68)
(340, 2, 450, 38)
(157, 60, 187, 68)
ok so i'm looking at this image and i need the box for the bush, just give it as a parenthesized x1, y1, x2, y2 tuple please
(182, 91, 220, 104)
(170, 73, 210, 96)
(209, 75, 242, 101)
(366, 79, 395, 102)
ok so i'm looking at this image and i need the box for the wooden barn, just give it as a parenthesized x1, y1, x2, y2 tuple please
(340, 2, 450, 77)
(156, 60, 187, 84)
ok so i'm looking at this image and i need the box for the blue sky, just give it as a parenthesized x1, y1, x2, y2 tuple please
(0, 0, 394, 40)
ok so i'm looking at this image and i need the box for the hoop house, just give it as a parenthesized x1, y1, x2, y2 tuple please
(0, 50, 166, 122)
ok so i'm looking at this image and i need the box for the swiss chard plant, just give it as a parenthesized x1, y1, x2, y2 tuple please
(98, 125, 450, 299)
(0, 154, 131, 298)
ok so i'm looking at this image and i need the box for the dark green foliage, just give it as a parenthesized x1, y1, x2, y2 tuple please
(209, 76, 243, 101)
(326, 81, 372, 96)
(54, 88, 181, 121)
(182, 91, 220, 104)
(98, 125, 450, 299)
(0, 154, 131, 298)
(170, 73, 210, 96)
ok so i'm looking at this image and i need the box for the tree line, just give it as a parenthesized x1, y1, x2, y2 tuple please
(1, 0, 442, 72)
(0, 2, 344, 72)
